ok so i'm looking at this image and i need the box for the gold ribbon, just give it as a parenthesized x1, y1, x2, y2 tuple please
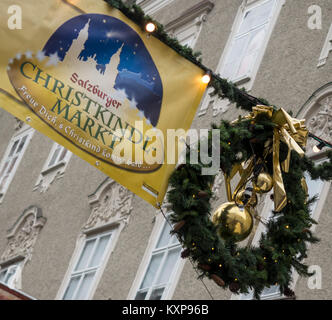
(225, 106, 308, 212)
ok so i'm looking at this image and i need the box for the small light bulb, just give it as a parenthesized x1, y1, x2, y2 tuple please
(313, 145, 320, 153)
(202, 73, 211, 84)
(146, 22, 156, 33)
(313, 142, 325, 153)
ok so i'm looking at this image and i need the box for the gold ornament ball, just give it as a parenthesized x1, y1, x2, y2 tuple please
(235, 189, 258, 208)
(212, 202, 253, 242)
(253, 172, 273, 194)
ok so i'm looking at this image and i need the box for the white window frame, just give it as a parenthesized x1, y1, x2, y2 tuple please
(34, 142, 72, 192)
(198, 0, 285, 117)
(217, 0, 284, 88)
(128, 212, 185, 300)
(42, 142, 72, 173)
(136, 0, 176, 16)
(56, 225, 121, 300)
(0, 261, 22, 289)
(0, 125, 34, 203)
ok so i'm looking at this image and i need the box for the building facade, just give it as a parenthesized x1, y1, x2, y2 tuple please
(0, 0, 331, 300)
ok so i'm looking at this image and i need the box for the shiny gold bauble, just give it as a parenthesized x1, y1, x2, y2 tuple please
(212, 202, 254, 242)
(253, 172, 273, 194)
(235, 189, 258, 208)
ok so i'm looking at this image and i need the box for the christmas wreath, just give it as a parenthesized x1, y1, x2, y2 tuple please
(167, 106, 332, 299)
(103, 0, 332, 299)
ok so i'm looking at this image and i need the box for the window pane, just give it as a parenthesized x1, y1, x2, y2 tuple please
(6, 157, 18, 176)
(8, 140, 19, 157)
(0, 161, 9, 181)
(170, 234, 180, 245)
(16, 135, 27, 154)
(140, 252, 164, 290)
(305, 173, 324, 215)
(238, 0, 275, 34)
(237, 27, 266, 79)
(150, 287, 165, 300)
(261, 285, 280, 298)
(75, 272, 96, 300)
(5, 267, 17, 285)
(58, 147, 68, 162)
(75, 239, 96, 271)
(48, 146, 61, 168)
(223, 35, 249, 80)
(63, 276, 81, 300)
(89, 234, 111, 268)
(135, 290, 148, 300)
(0, 270, 7, 282)
(156, 222, 173, 249)
(156, 247, 181, 286)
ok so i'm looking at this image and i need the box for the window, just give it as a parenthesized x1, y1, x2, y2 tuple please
(220, 0, 278, 84)
(0, 263, 21, 288)
(57, 179, 133, 300)
(34, 142, 72, 192)
(132, 215, 183, 300)
(198, 0, 284, 117)
(136, 0, 176, 15)
(45, 143, 71, 171)
(62, 231, 114, 300)
(241, 285, 281, 300)
(0, 126, 34, 202)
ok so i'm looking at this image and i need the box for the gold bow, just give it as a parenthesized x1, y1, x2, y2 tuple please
(225, 106, 308, 212)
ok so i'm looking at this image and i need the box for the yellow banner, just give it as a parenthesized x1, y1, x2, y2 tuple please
(0, 0, 207, 207)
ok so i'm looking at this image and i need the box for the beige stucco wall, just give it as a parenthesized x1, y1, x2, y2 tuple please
(0, 0, 331, 300)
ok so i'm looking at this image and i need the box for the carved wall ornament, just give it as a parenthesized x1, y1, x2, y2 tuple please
(0, 206, 46, 264)
(305, 94, 332, 152)
(84, 178, 134, 231)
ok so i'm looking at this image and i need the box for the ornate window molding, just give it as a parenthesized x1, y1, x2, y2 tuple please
(136, 0, 176, 15)
(84, 178, 134, 232)
(34, 142, 72, 193)
(297, 83, 332, 158)
(56, 178, 134, 300)
(0, 206, 46, 290)
(165, 1, 214, 48)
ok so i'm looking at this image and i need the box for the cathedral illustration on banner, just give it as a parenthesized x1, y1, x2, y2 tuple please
(42, 13, 164, 127)
(62, 19, 123, 92)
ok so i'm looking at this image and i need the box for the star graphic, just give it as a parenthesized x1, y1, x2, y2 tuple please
(137, 110, 145, 119)
(130, 98, 138, 109)
(117, 89, 128, 100)
(15, 53, 22, 60)
(46, 52, 60, 66)
(36, 51, 46, 62)
(8, 58, 14, 64)
(24, 51, 33, 59)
